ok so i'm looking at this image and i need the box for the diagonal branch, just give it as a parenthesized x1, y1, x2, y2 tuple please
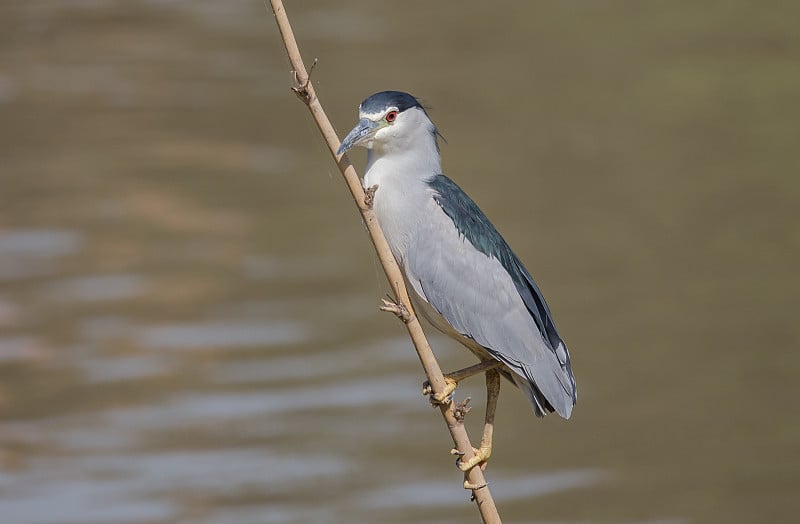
(266, 2, 502, 522)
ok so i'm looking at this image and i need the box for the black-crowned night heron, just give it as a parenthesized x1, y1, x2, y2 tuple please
(338, 91, 576, 472)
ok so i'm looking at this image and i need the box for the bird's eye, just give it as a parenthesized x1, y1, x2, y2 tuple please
(385, 110, 398, 123)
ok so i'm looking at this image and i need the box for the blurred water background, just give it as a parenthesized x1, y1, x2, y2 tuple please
(0, 1, 798, 523)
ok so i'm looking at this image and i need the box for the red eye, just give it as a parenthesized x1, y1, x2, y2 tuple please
(385, 110, 398, 123)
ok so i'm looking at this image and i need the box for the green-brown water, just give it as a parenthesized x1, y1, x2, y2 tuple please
(0, 1, 798, 523)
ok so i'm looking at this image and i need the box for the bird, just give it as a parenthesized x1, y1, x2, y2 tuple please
(337, 91, 576, 472)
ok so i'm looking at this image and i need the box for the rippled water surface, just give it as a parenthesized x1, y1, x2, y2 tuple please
(1, 2, 798, 523)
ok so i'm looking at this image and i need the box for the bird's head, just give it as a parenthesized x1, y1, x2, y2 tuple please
(337, 91, 438, 156)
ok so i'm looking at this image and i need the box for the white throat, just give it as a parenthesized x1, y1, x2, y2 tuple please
(362, 110, 442, 263)
(364, 109, 441, 186)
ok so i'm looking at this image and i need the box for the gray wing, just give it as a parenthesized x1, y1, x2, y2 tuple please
(404, 176, 576, 418)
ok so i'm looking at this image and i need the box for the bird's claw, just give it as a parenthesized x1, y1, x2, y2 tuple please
(451, 447, 489, 489)
(456, 444, 492, 472)
(464, 479, 488, 491)
(422, 376, 458, 406)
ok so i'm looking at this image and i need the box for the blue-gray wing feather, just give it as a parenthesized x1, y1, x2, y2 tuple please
(404, 175, 576, 417)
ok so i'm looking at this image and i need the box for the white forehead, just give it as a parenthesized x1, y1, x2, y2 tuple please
(359, 105, 398, 120)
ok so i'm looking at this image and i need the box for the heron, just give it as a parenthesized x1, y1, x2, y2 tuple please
(337, 91, 576, 473)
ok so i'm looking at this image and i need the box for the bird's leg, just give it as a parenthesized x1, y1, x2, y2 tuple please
(422, 359, 502, 405)
(456, 368, 500, 473)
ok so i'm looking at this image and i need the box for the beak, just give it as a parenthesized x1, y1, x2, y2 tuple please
(337, 118, 380, 155)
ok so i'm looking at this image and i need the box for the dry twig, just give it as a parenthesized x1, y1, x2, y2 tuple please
(267, 2, 502, 522)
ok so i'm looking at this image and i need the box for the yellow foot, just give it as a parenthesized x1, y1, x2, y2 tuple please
(451, 445, 492, 472)
(422, 376, 458, 405)
(463, 478, 488, 490)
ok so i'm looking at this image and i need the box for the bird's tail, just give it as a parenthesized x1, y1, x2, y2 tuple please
(511, 360, 576, 419)
(511, 374, 553, 418)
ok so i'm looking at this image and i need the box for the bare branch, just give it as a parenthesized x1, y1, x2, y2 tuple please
(267, 1, 502, 521)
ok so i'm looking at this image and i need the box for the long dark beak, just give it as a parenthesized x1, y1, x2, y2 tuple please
(337, 118, 379, 155)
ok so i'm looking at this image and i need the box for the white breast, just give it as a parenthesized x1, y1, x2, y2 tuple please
(364, 157, 434, 265)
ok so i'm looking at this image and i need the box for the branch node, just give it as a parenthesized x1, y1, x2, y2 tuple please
(379, 296, 412, 323)
(290, 58, 318, 104)
(364, 184, 378, 209)
(453, 396, 473, 422)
